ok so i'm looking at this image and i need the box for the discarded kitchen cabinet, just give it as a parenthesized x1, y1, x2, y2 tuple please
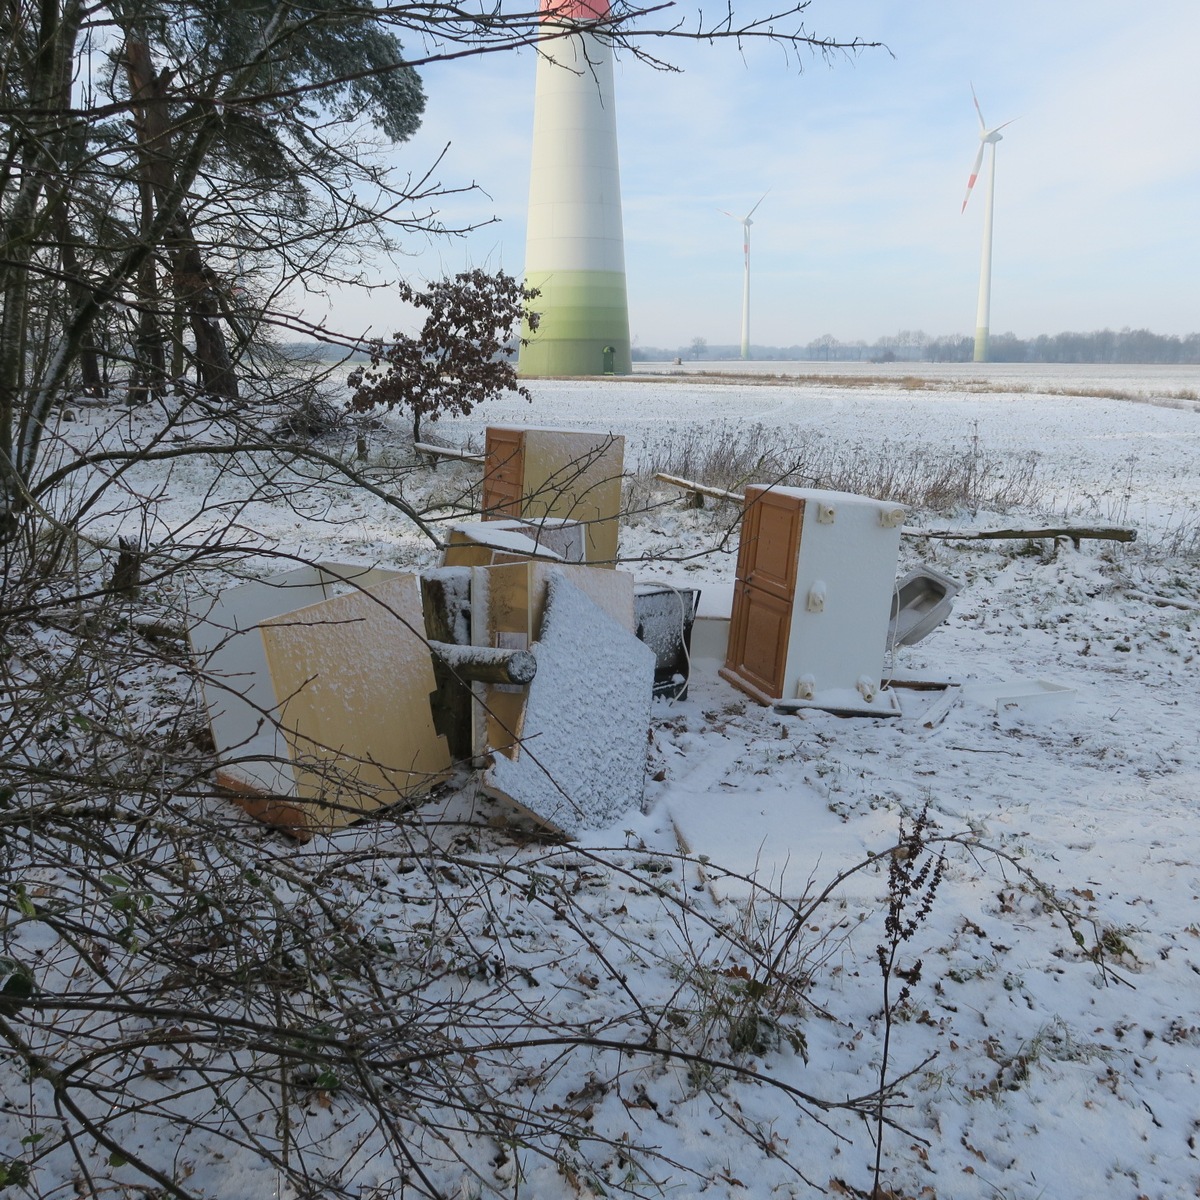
(721, 486, 906, 715)
(481, 426, 624, 566)
(189, 566, 451, 836)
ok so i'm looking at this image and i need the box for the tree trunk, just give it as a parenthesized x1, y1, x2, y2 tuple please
(169, 225, 239, 400)
(0, 0, 85, 526)
(53, 211, 105, 397)
(125, 40, 171, 404)
(124, 39, 238, 402)
(129, 254, 168, 405)
(907, 525, 1137, 545)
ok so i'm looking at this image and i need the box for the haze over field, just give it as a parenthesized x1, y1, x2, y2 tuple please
(315, 1, 1200, 350)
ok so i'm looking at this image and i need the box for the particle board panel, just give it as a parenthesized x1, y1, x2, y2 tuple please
(189, 563, 403, 802)
(258, 574, 451, 833)
(442, 521, 568, 569)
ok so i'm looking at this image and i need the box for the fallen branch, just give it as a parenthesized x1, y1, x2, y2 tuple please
(653, 476, 1137, 548)
(903, 524, 1136, 544)
(1129, 589, 1200, 612)
(36, 606, 188, 643)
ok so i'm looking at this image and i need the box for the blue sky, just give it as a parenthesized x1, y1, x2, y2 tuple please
(314, 1, 1200, 350)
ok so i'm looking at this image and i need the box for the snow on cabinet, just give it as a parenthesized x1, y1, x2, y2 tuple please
(721, 486, 906, 715)
(480, 426, 624, 567)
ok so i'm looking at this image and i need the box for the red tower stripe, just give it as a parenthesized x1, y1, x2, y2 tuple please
(541, 0, 609, 20)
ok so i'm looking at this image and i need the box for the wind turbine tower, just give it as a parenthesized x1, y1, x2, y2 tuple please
(961, 87, 1014, 363)
(721, 193, 767, 360)
(519, 0, 630, 377)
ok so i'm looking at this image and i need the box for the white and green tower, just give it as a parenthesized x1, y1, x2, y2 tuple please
(519, 0, 631, 377)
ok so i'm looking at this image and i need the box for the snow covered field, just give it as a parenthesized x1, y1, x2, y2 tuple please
(11, 362, 1200, 1199)
(440, 367, 1200, 1197)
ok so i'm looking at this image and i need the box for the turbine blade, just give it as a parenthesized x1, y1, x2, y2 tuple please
(746, 189, 770, 221)
(971, 82, 986, 131)
(961, 141, 986, 212)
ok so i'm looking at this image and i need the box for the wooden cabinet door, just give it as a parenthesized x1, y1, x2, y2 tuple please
(724, 489, 804, 700)
(740, 488, 803, 600)
(482, 428, 525, 519)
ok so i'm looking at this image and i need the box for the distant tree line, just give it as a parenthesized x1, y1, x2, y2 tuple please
(636, 327, 1200, 365)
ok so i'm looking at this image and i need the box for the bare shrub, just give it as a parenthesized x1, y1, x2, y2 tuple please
(0, 556, 910, 1199)
(1140, 514, 1200, 561)
(641, 423, 796, 496)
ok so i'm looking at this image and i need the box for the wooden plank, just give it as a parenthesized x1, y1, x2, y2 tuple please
(413, 441, 485, 463)
(428, 641, 537, 685)
(654, 471, 741, 503)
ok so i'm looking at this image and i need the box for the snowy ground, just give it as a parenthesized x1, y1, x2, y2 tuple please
(15, 362, 1200, 1198)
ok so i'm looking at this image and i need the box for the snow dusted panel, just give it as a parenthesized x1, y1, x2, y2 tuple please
(484, 573, 654, 836)
(257, 574, 452, 833)
(522, 429, 623, 566)
(472, 559, 635, 758)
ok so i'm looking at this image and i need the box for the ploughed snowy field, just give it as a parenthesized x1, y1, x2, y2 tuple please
(17, 362, 1200, 1199)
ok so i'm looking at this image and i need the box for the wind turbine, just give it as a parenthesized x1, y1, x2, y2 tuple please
(520, 0, 630, 377)
(720, 191, 768, 360)
(961, 86, 1014, 363)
